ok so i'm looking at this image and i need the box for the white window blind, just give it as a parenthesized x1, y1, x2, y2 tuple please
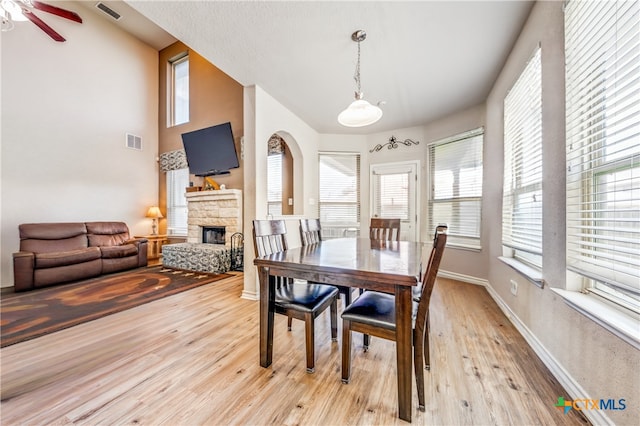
(319, 153, 361, 235)
(170, 54, 189, 127)
(565, 0, 640, 307)
(166, 168, 189, 236)
(502, 47, 543, 268)
(429, 128, 483, 248)
(373, 172, 410, 220)
(267, 153, 283, 216)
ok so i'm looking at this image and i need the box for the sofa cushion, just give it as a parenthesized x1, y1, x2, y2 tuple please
(20, 222, 87, 240)
(20, 223, 88, 253)
(35, 247, 102, 269)
(100, 244, 138, 259)
(86, 221, 131, 247)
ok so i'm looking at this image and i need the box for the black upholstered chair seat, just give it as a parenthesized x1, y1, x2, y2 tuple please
(276, 283, 340, 313)
(341, 291, 419, 331)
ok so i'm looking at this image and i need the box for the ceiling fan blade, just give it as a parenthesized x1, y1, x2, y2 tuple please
(31, 1, 82, 23)
(21, 8, 65, 42)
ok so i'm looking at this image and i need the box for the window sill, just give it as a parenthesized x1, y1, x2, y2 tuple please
(498, 256, 544, 288)
(551, 288, 640, 350)
(448, 243, 481, 252)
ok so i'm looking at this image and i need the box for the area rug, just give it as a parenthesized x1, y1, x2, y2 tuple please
(0, 266, 233, 348)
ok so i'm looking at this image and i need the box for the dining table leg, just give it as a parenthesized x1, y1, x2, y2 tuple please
(395, 285, 413, 422)
(259, 266, 274, 368)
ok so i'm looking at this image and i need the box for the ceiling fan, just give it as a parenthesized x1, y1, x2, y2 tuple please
(0, 0, 82, 42)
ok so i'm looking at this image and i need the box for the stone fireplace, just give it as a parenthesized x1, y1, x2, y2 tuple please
(185, 189, 242, 245)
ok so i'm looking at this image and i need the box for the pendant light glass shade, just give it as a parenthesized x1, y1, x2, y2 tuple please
(338, 30, 382, 128)
(338, 96, 383, 127)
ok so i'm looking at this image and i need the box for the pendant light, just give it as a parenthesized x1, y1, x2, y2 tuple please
(338, 30, 383, 127)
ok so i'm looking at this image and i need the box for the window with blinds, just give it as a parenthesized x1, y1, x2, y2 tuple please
(428, 128, 483, 249)
(502, 47, 542, 269)
(318, 152, 361, 238)
(267, 153, 283, 216)
(565, 0, 640, 312)
(166, 168, 189, 236)
(373, 172, 409, 220)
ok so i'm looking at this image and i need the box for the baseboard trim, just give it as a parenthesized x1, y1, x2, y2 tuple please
(241, 290, 258, 301)
(484, 282, 613, 426)
(438, 269, 488, 287)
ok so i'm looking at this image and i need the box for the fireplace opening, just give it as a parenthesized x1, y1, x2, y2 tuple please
(202, 226, 226, 245)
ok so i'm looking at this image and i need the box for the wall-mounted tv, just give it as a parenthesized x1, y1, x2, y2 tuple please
(181, 122, 239, 177)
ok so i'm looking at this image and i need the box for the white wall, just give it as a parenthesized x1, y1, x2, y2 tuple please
(242, 85, 321, 299)
(0, 1, 159, 287)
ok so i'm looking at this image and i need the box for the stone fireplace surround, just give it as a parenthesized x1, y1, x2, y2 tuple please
(186, 189, 242, 245)
(162, 189, 242, 274)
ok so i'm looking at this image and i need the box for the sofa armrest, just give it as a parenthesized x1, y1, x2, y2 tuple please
(135, 239, 148, 267)
(13, 251, 35, 292)
(124, 237, 148, 246)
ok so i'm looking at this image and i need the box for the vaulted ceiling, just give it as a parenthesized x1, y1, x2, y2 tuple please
(100, 1, 535, 134)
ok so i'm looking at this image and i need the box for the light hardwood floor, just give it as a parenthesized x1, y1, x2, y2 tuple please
(0, 273, 588, 425)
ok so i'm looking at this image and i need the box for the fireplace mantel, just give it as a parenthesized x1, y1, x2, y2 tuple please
(186, 189, 242, 245)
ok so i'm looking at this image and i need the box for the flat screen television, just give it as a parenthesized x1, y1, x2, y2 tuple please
(181, 122, 239, 177)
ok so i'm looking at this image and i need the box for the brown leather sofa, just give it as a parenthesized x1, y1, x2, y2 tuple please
(12, 222, 148, 292)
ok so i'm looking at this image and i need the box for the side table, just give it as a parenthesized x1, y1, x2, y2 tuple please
(136, 234, 168, 264)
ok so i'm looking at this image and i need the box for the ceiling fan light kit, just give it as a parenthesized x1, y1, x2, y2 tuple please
(338, 30, 383, 128)
(0, 0, 82, 42)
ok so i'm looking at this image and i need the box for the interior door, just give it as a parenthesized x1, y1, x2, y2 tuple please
(370, 161, 419, 241)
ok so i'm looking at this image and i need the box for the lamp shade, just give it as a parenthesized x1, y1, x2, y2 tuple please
(338, 99, 383, 127)
(145, 206, 163, 218)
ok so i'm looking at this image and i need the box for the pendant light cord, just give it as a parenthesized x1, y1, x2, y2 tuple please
(354, 38, 361, 95)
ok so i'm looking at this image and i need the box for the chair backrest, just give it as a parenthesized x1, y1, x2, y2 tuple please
(414, 225, 447, 331)
(369, 218, 401, 242)
(252, 219, 288, 257)
(299, 218, 323, 246)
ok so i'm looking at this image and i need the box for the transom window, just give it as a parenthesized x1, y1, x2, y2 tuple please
(169, 53, 189, 127)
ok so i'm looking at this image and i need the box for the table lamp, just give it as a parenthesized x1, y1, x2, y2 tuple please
(145, 206, 163, 235)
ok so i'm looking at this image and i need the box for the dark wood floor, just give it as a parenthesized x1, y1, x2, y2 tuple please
(0, 273, 588, 425)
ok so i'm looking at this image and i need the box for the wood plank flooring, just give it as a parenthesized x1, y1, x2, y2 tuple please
(0, 274, 588, 425)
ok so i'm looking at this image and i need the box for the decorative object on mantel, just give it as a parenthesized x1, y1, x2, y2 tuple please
(145, 206, 163, 235)
(204, 176, 220, 190)
(338, 30, 384, 128)
(369, 135, 420, 153)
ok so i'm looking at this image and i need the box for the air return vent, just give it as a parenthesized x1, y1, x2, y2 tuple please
(95, 2, 122, 21)
(126, 133, 142, 150)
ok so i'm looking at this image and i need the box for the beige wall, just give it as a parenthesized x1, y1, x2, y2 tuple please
(157, 42, 244, 234)
(0, 1, 159, 287)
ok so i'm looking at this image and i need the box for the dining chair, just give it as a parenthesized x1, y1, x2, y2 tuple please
(362, 217, 403, 347)
(252, 219, 339, 373)
(369, 217, 401, 242)
(299, 218, 355, 306)
(341, 225, 448, 411)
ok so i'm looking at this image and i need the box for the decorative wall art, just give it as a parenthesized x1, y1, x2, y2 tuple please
(370, 136, 420, 153)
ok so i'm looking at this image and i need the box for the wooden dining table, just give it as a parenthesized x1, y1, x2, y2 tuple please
(254, 237, 424, 422)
